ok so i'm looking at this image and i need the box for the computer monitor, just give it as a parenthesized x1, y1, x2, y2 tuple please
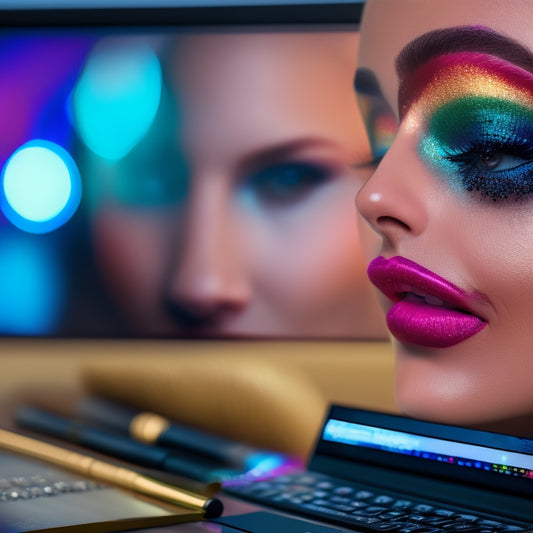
(0, 2, 381, 340)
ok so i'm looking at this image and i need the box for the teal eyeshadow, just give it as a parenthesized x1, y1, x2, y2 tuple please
(418, 96, 533, 197)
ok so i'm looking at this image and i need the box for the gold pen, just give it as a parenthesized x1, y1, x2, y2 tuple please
(0, 427, 223, 518)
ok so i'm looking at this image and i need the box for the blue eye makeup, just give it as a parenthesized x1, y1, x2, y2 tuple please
(419, 96, 533, 201)
(242, 161, 330, 207)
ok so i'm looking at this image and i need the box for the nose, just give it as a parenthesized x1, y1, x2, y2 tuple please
(355, 136, 429, 249)
(166, 176, 251, 323)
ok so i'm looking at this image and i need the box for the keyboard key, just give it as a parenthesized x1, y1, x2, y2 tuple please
(381, 511, 406, 520)
(408, 515, 430, 523)
(329, 495, 352, 504)
(477, 520, 502, 528)
(353, 506, 388, 516)
(374, 495, 396, 505)
(413, 504, 434, 514)
(374, 523, 405, 531)
(326, 503, 357, 513)
(456, 515, 480, 523)
(354, 490, 375, 500)
(351, 501, 369, 509)
(393, 500, 414, 510)
(333, 486, 355, 496)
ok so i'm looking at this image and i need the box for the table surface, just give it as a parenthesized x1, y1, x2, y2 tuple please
(0, 380, 290, 533)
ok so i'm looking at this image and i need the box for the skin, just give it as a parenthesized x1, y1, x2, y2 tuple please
(84, 31, 387, 339)
(356, 0, 533, 434)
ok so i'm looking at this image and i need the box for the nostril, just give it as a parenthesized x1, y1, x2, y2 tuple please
(376, 215, 411, 232)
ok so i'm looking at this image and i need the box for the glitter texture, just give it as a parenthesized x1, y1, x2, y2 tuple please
(401, 52, 533, 119)
(406, 52, 533, 201)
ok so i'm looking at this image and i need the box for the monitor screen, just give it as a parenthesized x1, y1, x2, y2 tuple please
(0, 4, 381, 340)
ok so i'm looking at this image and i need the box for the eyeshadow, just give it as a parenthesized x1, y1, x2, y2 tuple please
(400, 52, 533, 120)
(410, 53, 533, 201)
(354, 67, 398, 160)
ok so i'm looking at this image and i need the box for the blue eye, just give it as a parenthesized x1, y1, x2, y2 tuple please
(419, 96, 533, 201)
(473, 152, 528, 172)
(446, 142, 533, 200)
(244, 162, 329, 206)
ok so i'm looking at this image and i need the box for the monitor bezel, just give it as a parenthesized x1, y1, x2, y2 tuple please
(0, 3, 363, 27)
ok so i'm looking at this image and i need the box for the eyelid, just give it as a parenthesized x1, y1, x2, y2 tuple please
(418, 95, 533, 201)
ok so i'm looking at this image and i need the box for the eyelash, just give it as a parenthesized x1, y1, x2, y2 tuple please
(443, 138, 533, 201)
(420, 98, 533, 202)
(243, 161, 330, 207)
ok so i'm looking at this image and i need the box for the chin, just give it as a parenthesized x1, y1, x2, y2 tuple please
(392, 341, 501, 428)
(394, 367, 533, 431)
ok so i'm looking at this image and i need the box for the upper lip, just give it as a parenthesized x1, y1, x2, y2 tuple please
(367, 256, 488, 319)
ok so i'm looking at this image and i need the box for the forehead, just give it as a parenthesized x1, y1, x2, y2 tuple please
(358, 0, 533, 113)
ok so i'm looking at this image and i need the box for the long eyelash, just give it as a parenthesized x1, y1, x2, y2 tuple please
(443, 140, 533, 201)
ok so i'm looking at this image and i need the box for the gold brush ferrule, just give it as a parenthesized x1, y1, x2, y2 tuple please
(130, 412, 170, 444)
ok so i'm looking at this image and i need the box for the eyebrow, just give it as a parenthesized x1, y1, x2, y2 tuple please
(395, 26, 533, 117)
(396, 25, 533, 80)
(236, 137, 364, 176)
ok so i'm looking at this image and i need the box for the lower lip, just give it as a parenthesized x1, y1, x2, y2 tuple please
(387, 300, 487, 348)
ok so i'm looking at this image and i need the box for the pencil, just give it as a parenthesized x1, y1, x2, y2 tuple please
(0, 427, 223, 518)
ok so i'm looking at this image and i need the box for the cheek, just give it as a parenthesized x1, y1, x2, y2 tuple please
(91, 209, 169, 315)
(252, 193, 370, 309)
(394, 337, 533, 426)
(394, 206, 533, 426)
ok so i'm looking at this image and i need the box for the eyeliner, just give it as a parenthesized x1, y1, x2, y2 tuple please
(15, 405, 245, 484)
(77, 396, 298, 474)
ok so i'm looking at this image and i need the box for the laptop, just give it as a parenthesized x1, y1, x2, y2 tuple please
(215, 405, 533, 533)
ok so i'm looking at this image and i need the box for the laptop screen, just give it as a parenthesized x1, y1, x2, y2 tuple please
(0, 4, 380, 339)
(313, 405, 533, 498)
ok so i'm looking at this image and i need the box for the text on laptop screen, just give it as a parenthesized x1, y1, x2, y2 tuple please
(323, 419, 533, 479)
(312, 406, 533, 497)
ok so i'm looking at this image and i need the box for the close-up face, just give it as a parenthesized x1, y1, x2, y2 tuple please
(355, 0, 533, 431)
(85, 31, 387, 339)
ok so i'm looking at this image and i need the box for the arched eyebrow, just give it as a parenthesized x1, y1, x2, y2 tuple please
(395, 25, 533, 118)
(395, 25, 533, 80)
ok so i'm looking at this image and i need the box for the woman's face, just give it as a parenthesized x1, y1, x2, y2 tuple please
(86, 31, 387, 338)
(356, 0, 533, 430)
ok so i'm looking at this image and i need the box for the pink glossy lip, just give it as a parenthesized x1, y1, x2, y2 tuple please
(367, 256, 487, 348)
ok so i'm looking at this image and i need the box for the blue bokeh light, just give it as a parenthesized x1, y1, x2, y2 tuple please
(73, 40, 162, 160)
(0, 231, 63, 335)
(0, 139, 82, 234)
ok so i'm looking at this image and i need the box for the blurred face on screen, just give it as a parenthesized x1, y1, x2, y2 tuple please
(78, 31, 387, 338)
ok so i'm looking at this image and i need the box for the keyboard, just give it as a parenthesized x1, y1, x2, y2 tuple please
(224, 472, 532, 533)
